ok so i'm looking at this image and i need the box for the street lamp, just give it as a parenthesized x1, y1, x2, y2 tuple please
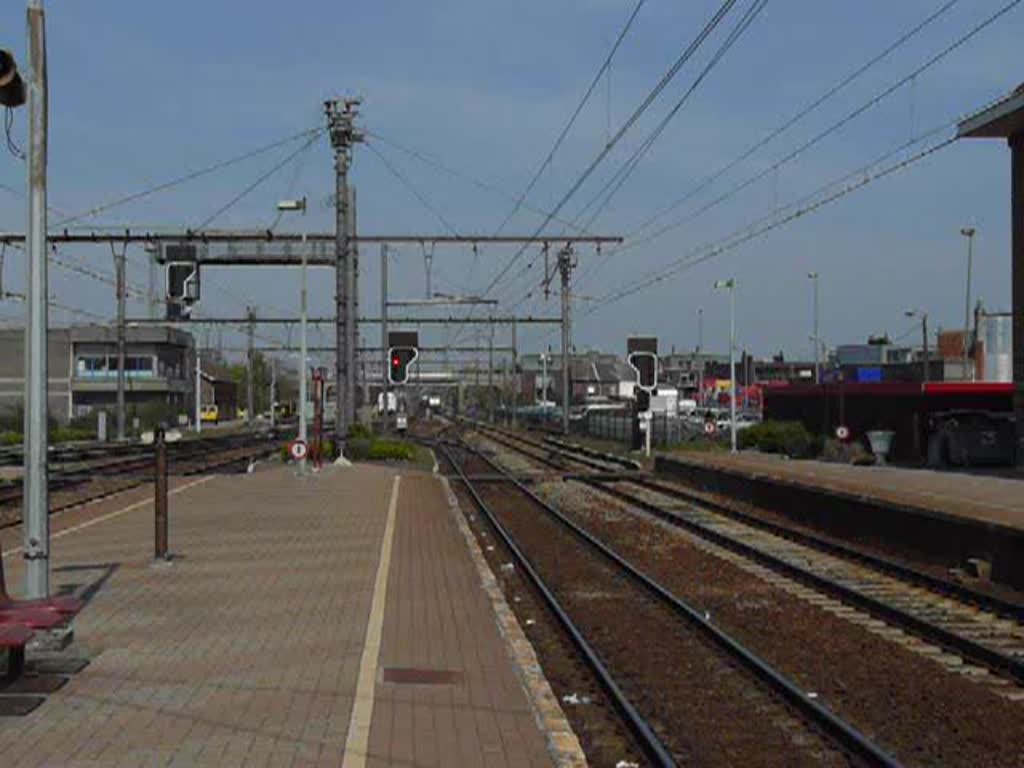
(807, 271, 820, 384)
(960, 227, 976, 381)
(278, 198, 309, 473)
(714, 279, 738, 452)
(905, 310, 930, 383)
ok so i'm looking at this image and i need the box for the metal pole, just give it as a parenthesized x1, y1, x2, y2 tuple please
(380, 243, 389, 431)
(194, 334, 201, 433)
(811, 272, 820, 385)
(298, 234, 308, 474)
(697, 307, 704, 407)
(246, 307, 255, 425)
(511, 320, 518, 427)
(154, 427, 168, 560)
(347, 186, 358, 425)
(962, 228, 975, 381)
(334, 150, 349, 441)
(23, 0, 49, 599)
(269, 357, 276, 429)
(730, 285, 737, 453)
(922, 313, 930, 384)
(559, 247, 572, 435)
(114, 244, 127, 441)
(488, 322, 494, 423)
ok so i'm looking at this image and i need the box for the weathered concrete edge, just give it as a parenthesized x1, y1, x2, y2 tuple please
(439, 474, 588, 768)
(657, 453, 1024, 539)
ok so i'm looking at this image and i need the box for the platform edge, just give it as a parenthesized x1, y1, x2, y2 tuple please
(439, 475, 588, 768)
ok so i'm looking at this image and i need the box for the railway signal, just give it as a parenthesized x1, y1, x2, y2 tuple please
(627, 336, 658, 392)
(387, 330, 419, 386)
(165, 244, 201, 319)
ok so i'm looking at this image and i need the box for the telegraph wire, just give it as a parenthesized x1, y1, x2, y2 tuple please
(54, 126, 323, 228)
(493, 0, 647, 235)
(365, 141, 461, 236)
(479, 0, 742, 301)
(625, 0, 963, 242)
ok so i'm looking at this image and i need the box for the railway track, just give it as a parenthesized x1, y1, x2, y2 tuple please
(441, 436, 899, 767)
(470, 423, 1024, 694)
(0, 430, 283, 526)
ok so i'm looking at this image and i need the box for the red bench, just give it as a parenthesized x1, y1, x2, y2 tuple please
(0, 539, 84, 684)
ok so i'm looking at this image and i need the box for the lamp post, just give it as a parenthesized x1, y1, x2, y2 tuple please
(714, 279, 737, 452)
(905, 310, 930, 383)
(278, 198, 308, 473)
(960, 227, 976, 380)
(696, 307, 704, 406)
(807, 272, 820, 384)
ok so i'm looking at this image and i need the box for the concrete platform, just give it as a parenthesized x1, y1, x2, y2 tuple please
(657, 452, 1024, 589)
(0, 462, 563, 767)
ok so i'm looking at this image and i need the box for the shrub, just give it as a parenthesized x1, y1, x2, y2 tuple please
(738, 420, 820, 458)
(367, 439, 415, 462)
(0, 432, 20, 447)
(348, 423, 373, 440)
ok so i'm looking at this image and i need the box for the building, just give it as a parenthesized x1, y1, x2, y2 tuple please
(0, 325, 195, 425)
(518, 351, 634, 406)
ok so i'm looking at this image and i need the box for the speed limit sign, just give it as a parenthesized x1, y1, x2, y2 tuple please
(704, 421, 717, 436)
(289, 440, 308, 461)
(835, 425, 850, 441)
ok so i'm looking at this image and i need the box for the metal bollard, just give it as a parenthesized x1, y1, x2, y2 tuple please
(154, 426, 168, 560)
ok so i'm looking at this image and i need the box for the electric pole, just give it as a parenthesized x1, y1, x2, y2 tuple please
(961, 227, 976, 380)
(488, 321, 495, 423)
(24, 0, 50, 599)
(511, 319, 518, 427)
(113, 242, 127, 441)
(380, 243, 389, 430)
(559, 245, 574, 435)
(325, 98, 363, 443)
(246, 306, 256, 425)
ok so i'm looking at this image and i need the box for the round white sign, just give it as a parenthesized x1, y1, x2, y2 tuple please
(836, 425, 850, 441)
(704, 421, 717, 435)
(289, 440, 308, 461)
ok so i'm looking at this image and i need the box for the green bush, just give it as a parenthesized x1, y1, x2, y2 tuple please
(0, 431, 20, 447)
(367, 439, 415, 461)
(51, 426, 96, 444)
(738, 420, 820, 458)
(346, 437, 414, 462)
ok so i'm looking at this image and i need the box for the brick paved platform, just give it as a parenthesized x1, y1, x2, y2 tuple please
(0, 463, 558, 767)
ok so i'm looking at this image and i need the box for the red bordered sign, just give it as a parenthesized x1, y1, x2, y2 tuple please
(704, 421, 717, 436)
(289, 440, 308, 461)
(835, 425, 850, 441)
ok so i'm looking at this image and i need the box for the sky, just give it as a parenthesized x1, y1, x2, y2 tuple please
(0, 0, 1021, 366)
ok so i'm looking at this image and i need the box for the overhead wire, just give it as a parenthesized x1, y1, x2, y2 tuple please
(478, 0, 743, 304)
(624, 0, 963, 242)
(493, 0, 647, 235)
(571, 0, 769, 233)
(365, 141, 460, 236)
(54, 126, 322, 228)
(572, 0, 1020, 295)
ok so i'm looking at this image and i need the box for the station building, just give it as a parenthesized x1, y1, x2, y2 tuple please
(0, 325, 195, 425)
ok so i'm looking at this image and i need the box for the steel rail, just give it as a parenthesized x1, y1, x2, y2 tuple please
(438, 441, 677, 768)
(621, 474, 1024, 621)
(461, 438, 903, 767)
(582, 477, 1024, 686)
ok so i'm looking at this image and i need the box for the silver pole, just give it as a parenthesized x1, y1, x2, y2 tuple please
(114, 244, 126, 441)
(962, 228, 976, 380)
(730, 285, 737, 453)
(511, 320, 518, 427)
(559, 248, 572, 435)
(810, 272, 820, 385)
(270, 357, 276, 429)
(380, 243, 389, 431)
(697, 307, 704, 406)
(23, 0, 49, 599)
(246, 307, 255, 426)
(298, 234, 308, 474)
(194, 334, 201, 433)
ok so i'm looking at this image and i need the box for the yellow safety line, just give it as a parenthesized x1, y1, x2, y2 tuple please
(342, 474, 401, 768)
(2, 475, 217, 558)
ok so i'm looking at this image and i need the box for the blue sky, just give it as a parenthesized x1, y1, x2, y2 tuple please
(1, 0, 1021, 363)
